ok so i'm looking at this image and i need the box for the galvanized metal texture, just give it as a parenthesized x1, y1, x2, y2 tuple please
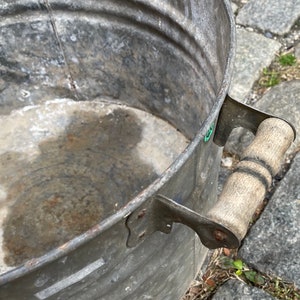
(126, 96, 295, 253)
(0, 0, 235, 299)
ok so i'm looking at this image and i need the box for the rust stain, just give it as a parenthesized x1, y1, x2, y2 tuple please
(1, 107, 159, 267)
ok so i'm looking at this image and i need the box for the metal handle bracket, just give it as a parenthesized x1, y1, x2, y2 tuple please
(213, 95, 296, 146)
(126, 194, 239, 249)
(126, 96, 295, 250)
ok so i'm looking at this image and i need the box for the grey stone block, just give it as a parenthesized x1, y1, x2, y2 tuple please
(236, 0, 300, 35)
(295, 42, 300, 60)
(212, 280, 275, 300)
(229, 28, 281, 101)
(231, 2, 238, 14)
(254, 80, 300, 154)
(239, 152, 300, 287)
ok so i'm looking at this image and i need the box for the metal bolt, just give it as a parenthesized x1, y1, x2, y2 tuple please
(213, 230, 227, 242)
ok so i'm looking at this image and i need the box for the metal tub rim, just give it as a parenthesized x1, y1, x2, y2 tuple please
(0, 0, 235, 285)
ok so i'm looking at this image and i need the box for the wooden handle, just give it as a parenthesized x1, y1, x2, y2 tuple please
(207, 118, 295, 244)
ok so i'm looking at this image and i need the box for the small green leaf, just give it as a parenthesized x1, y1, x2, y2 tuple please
(278, 54, 297, 66)
(244, 270, 265, 285)
(260, 68, 280, 87)
(255, 274, 265, 285)
(219, 257, 234, 269)
(235, 269, 243, 276)
(244, 270, 257, 283)
(267, 75, 280, 87)
(233, 259, 244, 270)
(263, 68, 269, 75)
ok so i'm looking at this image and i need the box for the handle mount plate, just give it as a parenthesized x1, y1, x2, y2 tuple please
(213, 95, 296, 146)
(126, 195, 239, 249)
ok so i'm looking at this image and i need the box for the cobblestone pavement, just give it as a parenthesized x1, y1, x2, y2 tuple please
(212, 0, 300, 299)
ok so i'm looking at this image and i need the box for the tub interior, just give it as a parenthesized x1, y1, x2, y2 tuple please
(0, 0, 232, 269)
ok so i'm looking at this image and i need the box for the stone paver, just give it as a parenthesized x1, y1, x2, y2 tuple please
(239, 152, 300, 287)
(236, 0, 300, 35)
(295, 42, 300, 60)
(211, 1, 300, 299)
(254, 80, 300, 154)
(231, 2, 238, 14)
(228, 28, 281, 101)
(212, 280, 275, 300)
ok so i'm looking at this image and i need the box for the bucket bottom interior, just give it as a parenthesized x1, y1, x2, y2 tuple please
(0, 98, 188, 270)
(0, 0, 233, 280)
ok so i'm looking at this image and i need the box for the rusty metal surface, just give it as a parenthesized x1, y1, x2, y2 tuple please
(0, 100, 189, 267)
(0, 0, 235, 299)
(126, 194, 239, 249)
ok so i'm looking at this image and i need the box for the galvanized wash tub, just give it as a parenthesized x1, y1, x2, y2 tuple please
(0, 0, 295, 299)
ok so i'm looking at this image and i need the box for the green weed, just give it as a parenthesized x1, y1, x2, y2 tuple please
(219, 256, 300, 300)
(260, 68, 280, 87)
(278, 54, 297, 66)
(220, 257, 265, 285)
